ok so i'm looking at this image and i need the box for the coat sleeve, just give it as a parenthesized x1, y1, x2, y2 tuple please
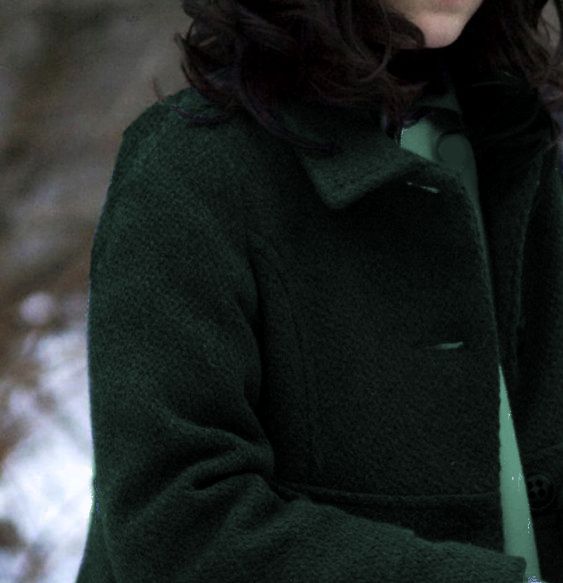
(76, 113, 528, 583)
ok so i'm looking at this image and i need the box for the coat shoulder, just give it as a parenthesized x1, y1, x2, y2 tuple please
(107, 86, 263, 215)
(121, 85, 253, 167)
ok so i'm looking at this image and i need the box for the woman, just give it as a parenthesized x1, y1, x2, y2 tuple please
(76, 1, 563, 582)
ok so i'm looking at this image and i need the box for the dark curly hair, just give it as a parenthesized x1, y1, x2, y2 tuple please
(154, 0, 563, 168)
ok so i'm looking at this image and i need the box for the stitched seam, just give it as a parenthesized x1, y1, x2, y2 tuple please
(244, 228, 326, 480)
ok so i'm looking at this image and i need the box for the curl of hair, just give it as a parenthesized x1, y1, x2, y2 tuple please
(156, 0, 563, 168)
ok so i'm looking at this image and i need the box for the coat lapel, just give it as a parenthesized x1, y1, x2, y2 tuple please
(275, 64, 555, 213)
(276, 96, 460, 211)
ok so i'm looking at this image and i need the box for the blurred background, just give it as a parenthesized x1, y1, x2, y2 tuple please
(0, 1, 187, 581)
(0, 1, 562, 582)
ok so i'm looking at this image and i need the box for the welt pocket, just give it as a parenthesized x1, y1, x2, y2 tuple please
(271, 477, 503, 547)
(271, 477, 496, 508)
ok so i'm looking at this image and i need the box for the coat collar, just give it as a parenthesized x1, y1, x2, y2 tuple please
(275, 64, 553, 211)
(276, 95, 457, 211)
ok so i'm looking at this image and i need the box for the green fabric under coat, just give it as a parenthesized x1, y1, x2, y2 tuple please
(75, 73, 563, 582)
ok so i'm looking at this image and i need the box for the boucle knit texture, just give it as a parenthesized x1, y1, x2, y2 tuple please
(76, 85, 563, 582)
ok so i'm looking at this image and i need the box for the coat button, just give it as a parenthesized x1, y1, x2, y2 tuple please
(526, 473, 556, 512)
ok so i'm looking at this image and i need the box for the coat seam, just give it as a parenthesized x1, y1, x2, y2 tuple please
(243, 225, 326, 480)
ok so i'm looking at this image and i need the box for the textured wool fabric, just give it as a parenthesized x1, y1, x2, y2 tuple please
(76, 79, 563, 582)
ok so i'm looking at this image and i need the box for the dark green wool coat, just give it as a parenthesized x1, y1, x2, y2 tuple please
(76, 83, 563, 582)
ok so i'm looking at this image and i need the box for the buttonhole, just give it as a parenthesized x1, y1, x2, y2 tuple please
(420, 341, 465, 351)
(405, 182, 441, 193)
